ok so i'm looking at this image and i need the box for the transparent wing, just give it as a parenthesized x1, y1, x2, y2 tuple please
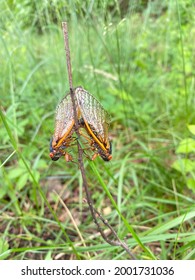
(53, 92, 75, 143)
(75, 86, 110, 143)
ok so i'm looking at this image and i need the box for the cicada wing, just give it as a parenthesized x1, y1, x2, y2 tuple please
(53, 92, 77, 145)
(75, 86, 110, 145)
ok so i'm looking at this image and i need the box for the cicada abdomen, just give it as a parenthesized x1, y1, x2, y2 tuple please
(75, 87, 112, 161)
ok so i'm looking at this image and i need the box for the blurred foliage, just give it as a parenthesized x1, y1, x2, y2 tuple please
(173, 125, 195, 193)
(4, 0, 171, 32)
(0, 0, 195, 260)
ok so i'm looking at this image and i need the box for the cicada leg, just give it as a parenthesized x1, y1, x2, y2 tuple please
(91, 153, 99, 161)
(64, 152, 73, 162)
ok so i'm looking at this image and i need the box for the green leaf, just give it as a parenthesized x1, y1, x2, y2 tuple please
(29, 170, 40, 183)
(176, 138, 195, 154)
(188, 124, 195, 135)
(0, 238, 10, 260)
(147, 210, 195, 235)
(9, 167, 26, 179)
(0, 188, 7, 199)
(186, 178, 195, 193)
(172, 158, 195, 173)
(16, 172, 29, 191)
(45, 251, 52, 260)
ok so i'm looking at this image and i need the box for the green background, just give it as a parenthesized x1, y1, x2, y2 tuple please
(0, 0, 195, 260)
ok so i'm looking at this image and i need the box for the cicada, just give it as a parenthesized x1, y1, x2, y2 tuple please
(75, 87, 112, 161)
(49, 92, 77, 162)
(50, 86, 112, 162)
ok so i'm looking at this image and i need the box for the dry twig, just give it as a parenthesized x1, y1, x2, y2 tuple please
(61, 22, 136, 260)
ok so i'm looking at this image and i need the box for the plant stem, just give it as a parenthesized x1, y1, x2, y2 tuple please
(62, 21, 136, 260)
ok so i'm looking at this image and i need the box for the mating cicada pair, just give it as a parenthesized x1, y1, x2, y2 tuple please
(49, 86, 112, 162)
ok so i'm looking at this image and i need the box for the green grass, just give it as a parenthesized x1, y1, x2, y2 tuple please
(0, 0, 195, 260)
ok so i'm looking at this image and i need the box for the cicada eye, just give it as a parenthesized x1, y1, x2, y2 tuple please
(107, 154, 112, 161)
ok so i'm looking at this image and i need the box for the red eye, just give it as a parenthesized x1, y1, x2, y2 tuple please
(49, 152, 54, 158)
(108, 155, 112, 161)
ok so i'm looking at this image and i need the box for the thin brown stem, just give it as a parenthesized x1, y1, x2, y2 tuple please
(61, 21, 135, 260)
(93, 207, 136, 259)
(62, 22, 79, 133)
(62, 22, 73, 90)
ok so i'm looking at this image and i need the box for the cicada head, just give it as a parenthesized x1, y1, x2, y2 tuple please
(49, 137, 70, 161)
(50, 151, 61, 161)
(49, 137, 63, 161)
